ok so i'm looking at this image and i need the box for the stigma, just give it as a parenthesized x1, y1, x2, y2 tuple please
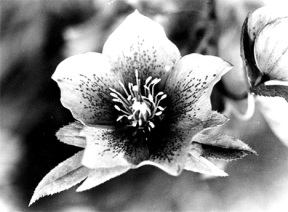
(110, 70, 166, 131)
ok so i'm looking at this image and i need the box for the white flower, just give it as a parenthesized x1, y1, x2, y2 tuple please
(30, 10, 255, 205)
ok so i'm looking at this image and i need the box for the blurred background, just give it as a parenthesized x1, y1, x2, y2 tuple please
(1, 0, 288, 211)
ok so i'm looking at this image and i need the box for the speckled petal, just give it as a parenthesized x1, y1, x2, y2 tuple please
(136, 120, 202, 176)
(80, 125, 131, 169)
(52, 52, 123, 125)
(254, 18, 288, 80)
(102, 10, 181, 86)
(165, 53, 232, 122)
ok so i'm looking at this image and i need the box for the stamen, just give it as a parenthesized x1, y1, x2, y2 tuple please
(145, 76, 152, 85)
(155, 94, 167, 109)
(133, 85, 138, 92)
(155, 111, 162, 116)
(150, 78, 161, 97)
(118, 80, 130, 99)
(128, 83, 135, 98)
(114, 105, 121, 111)
(117, 115, 129, 121)
(149, 122, 155, 128)
(110, 93, 118, 98)
(109, 88, 130, 106)
(114, 105, 130, 115)
(159, 94, 167, 101)
(135, 69, 139, 82)
(155, 92, 164, 101)
(148, 94, 153, 102)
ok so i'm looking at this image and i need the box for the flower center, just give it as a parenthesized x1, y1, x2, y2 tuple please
(110, 70, 166, 131)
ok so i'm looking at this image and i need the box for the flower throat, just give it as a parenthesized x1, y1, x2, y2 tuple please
(110, 70, 166, 132)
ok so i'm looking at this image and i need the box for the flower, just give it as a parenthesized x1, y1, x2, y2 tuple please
(241, 5, 288, 89)
(30, 10, 256, 205)
(241, 5, 288, 145)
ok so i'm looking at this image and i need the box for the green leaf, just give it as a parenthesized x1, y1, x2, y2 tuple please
(56, 122, 86, 148)
(29, 151, 90, 206)
(191, 134, 257, 161)
(251, 84, 288, 103)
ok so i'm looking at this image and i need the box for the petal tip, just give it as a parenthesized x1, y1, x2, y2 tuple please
(133, 9, 140, 14)
(219, 170, 229, 177)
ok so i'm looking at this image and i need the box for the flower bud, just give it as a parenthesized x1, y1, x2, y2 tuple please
(241, 5, 288, 86)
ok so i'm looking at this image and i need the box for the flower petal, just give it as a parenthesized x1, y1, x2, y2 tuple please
(76, 166, 130, 192)
(102, 10, 181, 85)
(254, 18, 288, 81)
(257, 96, 288, 146)
(241, 5, 288, 86)
(247, 5, 288, 42)
(52, 52, 123, 125)
(80, 125, 131, 169)
(184, 154, 228, 177)
(137, 120, 202, 176)
(56, 122, 86, 148)
(165, 53, 232, 121)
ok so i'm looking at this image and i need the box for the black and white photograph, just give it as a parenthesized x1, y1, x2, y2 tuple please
(1, 0, 288, 211)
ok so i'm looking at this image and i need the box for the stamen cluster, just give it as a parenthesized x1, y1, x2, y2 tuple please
(110, 70, 167, 131)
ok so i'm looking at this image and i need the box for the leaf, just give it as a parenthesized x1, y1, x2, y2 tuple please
(203, 111, 229, 129)
(29, 151, 90, 206)
(191, 134, 257, 161)
(251, 84, 288, 103)
(184, 153, 228, 177)
(56, 122, 86, 148)
(76, 166, 130, 192)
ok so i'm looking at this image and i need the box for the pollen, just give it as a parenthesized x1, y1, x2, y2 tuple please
(110, 70, 166, 131)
